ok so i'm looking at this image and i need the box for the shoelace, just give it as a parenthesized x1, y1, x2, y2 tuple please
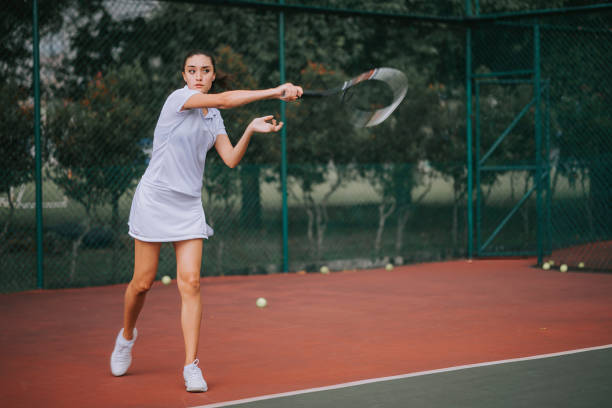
(185, 359, 204, 384)
(113, 343, 132, 363)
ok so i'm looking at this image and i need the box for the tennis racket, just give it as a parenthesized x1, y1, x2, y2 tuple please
(301, 67, 408, 128)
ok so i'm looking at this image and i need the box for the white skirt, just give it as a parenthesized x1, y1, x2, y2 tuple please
(128, 180, 214, 242)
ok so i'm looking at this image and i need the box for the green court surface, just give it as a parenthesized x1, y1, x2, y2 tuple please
(200, 346, 612, 408)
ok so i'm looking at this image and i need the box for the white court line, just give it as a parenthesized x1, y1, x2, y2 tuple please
(192, 344, 612, 408)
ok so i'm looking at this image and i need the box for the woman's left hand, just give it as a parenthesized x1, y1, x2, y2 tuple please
(249, 115, 284, 133)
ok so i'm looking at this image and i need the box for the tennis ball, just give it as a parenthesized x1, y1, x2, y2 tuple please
(578, 262, 585, 269)
(548, 259, 555, 266)
(385, 263, 394, 271)
(256, 297, 267, 308)
(320, 266, 330, 274)
(161, 275, 171, 285)
(542, 262, 550, 270)
(560, 264, 568, 273)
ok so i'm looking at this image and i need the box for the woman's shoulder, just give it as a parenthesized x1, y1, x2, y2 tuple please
(159, 86, 201, 116)
(168, 86, 199, 100)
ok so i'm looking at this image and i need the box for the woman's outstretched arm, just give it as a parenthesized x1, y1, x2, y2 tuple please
(183, 83, 302, 110)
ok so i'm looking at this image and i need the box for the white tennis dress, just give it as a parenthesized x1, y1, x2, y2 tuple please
(128, 86, 226, 242)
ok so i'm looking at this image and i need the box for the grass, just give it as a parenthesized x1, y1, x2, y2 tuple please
(0, 168, 601, 293)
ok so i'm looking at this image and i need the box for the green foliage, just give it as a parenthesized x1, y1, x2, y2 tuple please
(0, 0, 74, 83)
(46, 64, 150, 213)
(0, 82, 35, 195)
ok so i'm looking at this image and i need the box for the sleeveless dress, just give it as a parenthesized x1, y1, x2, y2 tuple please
(128, 86, 226, 242)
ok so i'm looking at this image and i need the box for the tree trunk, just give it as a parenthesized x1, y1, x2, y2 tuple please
(395, 205, 412, 255)
(70, 216, 92, 282)
(375, 201, 396, 257)
(216, 239, 224, 275)
(392, 165, 412, 255)
(1, 188, 15, 253)
(239, 166, 262, 230)
(304, 194, 315, 259)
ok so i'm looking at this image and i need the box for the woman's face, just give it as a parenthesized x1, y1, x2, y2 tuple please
(182, 54, 216, 93)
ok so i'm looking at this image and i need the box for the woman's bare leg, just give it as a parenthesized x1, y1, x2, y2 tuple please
(122, 239, 162, 340)
(173, 239, 203, 365)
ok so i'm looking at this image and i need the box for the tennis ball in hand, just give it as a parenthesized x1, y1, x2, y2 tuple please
(560, 264, 568, 273)
(542, 262, 550, 270)
(256, 297, 267, 308)
(385, 263, 394, 271)
(320, 266, 330, 274)
(161, 275, 171, 285)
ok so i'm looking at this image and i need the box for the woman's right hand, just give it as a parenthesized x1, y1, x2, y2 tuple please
(277, 83, 303, 102)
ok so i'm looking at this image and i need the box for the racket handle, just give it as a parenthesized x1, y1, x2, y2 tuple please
(301, 90, 333, 97)
(281, 90, 319, 98)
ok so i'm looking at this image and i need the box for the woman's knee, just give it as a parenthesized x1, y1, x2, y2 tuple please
(129, 276, 155, 294)
(178, 273, 201, 294)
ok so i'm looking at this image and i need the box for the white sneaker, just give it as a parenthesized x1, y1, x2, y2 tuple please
(110, 328, 137, 376)
(183, 359, 208, 392)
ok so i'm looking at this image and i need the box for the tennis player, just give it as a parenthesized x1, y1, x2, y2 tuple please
(110, 50, 302, 392)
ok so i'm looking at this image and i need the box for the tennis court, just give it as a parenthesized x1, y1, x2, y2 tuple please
(2, 258, 611, 407)
(2, 1, 611, 407)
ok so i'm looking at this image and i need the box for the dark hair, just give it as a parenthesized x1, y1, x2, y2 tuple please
(182, 49, 231, 92)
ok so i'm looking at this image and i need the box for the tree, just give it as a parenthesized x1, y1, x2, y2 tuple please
(46, 64, 150, 280)
(0, 82, 34, 248)
(213, 45, 273, 231)
(284, 62, 359, 260)
(1, 0, 73, 84)
(357, 75, 438, 259)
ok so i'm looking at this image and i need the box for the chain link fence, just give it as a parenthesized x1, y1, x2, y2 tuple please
(471, 10, 612, 271)
(541, 11, 612, 271)
(1, 1, 610, 292)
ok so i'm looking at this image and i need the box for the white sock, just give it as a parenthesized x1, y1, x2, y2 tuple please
(118, 328, 136, 344)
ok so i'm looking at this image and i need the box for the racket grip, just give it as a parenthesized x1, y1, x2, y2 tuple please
(301, 90, 326, 97)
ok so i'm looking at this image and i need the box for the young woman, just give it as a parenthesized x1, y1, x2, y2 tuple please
(110, 50, 302, 392)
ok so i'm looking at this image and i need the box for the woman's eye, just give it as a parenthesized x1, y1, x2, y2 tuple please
(189, 70, 195, 74)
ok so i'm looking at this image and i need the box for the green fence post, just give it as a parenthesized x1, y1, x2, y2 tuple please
(466, 0, 474, 259)
(279, 0, 289, 272)
(534, 22, 543, 266)
(33, 0, 44, 289)
(474, 81, 481, 255)
(545, 81, 551, 256)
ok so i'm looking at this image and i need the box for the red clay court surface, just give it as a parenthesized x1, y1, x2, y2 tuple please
(1, 258, 612, 407)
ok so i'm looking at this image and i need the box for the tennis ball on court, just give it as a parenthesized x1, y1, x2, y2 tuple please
(385, 263, 394, 271)
(560, 264, 568, 273)
(256, 297, 267, 308)
(161, 275, 171, 285)
(320, 266, 330, 274)
(578, 262, 585, 269)
(542, 262, 550, 270)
